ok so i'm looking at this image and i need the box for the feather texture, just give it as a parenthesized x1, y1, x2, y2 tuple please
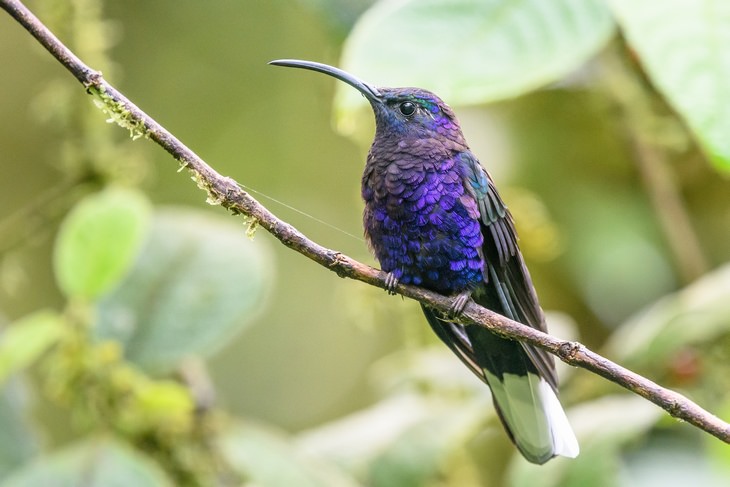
(270, 61, 580, 464)
(360, 88, 578, 463)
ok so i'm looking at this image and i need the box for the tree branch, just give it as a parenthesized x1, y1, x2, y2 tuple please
(3, 0, 729, 443)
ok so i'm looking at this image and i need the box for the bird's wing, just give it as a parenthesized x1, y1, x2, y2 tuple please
(434, 150, 558, 389)
(422, 151, 578, 463)
(422, 151, 578, 462)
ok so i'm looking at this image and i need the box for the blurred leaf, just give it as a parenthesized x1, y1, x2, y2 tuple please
(605, 264, 730, 367)
(297, 392, 489, 479)
(563, 191, 675, 325)
(620, 433, 728, 487)
(95, 208, 273, 373)
(566, 395, 663, 444)
(336, 0, 614, 132)
(220, 422, 360, 487)
(369, 347, 486, 396)
(507, 395, 662, 487)
(368, 403, 484, 487)
(53, 187, 151, 300)
(1, 438, 172, 487)
(0, 310, 65, 385)
(297, 394, 450, 470)
(610, 0, 730, 173)
(0, 380, 39, 479)
(298, 0, 376, 33)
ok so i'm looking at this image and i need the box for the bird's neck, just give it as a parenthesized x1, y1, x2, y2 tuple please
(368, 131, 469, 168)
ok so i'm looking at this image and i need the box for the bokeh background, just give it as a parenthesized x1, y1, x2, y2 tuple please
(1, 1, 730, 486)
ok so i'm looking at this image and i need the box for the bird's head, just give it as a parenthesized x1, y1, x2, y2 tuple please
(269, 59, 466, 147)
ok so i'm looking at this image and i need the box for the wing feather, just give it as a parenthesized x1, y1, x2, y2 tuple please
(421, 152, 576, 463)
(442, 151, 559, 389)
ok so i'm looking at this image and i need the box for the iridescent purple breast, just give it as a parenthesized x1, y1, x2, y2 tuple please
(362, 154, 485, 294)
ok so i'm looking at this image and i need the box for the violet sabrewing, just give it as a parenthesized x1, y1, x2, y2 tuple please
(269, 59, 579, 464)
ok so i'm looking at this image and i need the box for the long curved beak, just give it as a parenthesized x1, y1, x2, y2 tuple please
(269, 59, 382, 104)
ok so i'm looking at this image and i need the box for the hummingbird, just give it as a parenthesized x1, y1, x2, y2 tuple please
(270, 59, 579, 464)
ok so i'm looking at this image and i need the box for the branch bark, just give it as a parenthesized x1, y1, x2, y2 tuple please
(3, 0, 729, 443)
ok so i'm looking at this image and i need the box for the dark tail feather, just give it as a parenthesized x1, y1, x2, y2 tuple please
(422, 306, 579, 464)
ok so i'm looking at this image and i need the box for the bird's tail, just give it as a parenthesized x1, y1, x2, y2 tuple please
(481, 354, 579, 463)
(422, 307, 579, 464)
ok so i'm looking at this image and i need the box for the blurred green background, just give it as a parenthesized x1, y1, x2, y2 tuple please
(1, 0, 730, 486)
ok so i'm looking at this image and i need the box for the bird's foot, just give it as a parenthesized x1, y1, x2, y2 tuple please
(384, 272, 399, 295)
(448, 291, 472, 319)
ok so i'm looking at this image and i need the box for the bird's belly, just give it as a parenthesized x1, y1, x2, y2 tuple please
(365, 203, 484, 294)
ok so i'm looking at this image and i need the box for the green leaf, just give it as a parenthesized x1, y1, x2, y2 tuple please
(605, 264, 730, 367)
(1, 438, 172, 487)
(610, 0, 730, 173)
(368, 404, 483, 487)
(335, 0, 615, 132)
(94, 208, 273, 373)
(0, 380, 39, 479)
(220, 422, 360, 487)
(0, 311, 66, 385)
(53, 187, 152, 300)
(622, 434, 729, 487)
(296, 391, 490, 481)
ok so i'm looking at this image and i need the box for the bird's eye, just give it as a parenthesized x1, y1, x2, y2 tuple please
(399, 101, 416, 116)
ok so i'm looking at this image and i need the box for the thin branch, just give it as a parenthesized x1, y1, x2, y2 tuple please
(3, 0, 729, 443)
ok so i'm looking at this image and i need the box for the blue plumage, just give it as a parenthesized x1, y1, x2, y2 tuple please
(270, 59, 579, 464)
(360, 88, 486, 293)
(363, 148, 485, 293)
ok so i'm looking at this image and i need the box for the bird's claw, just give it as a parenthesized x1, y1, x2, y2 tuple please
(448, 291, 472, 319)
(384, 272, 399, 295)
